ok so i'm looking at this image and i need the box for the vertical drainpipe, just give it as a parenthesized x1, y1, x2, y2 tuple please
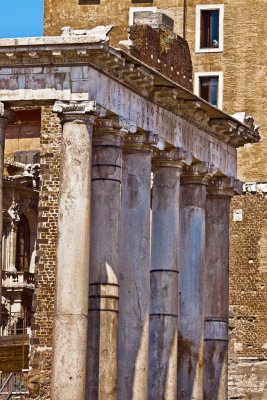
(183, 0, 187, 40)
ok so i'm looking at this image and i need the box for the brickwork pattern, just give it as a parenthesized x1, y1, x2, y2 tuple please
(129, 24, 192, 90)
(27, 107, 61, 400)
(229, 193, 267, 399)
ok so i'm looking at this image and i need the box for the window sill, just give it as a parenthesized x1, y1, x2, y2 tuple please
(195, 48, 223, 54)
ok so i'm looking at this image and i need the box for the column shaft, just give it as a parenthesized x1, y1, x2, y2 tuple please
(178, 169, 208, 400)
(87, 119, 122, 400)
(149, 164, 181, 400)
(203, 179, 237, 400)
(51, 103, 95, 400)
(118, 142, 152, 400)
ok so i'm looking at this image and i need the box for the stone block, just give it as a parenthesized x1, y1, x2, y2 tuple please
(133, 11, 174, 32)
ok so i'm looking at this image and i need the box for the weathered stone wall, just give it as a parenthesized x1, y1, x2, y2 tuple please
(28, 107, 61, 400)
(229, 193, 267, 399)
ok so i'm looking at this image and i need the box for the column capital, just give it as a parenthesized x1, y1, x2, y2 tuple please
(118, 116, 137, 134)
(181, 162, 218, 185)
(122, 130, 158, 152)
(207, 176, 243, 198)
(0, 102, 16, 126)
(53, 100, 98, 124)
(152, 147, 192, 169)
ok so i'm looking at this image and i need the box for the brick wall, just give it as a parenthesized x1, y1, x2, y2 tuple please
(28, 107, 61, 400)
(229, 193, 267, 399)
(129, 24, 192, 90)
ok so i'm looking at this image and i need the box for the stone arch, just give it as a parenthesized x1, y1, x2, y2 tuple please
(18, 209, 38, 273)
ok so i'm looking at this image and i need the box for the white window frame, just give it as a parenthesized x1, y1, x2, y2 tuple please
(129, 6, 157, 26)
(194, 71, 223, 109)
(195, 4, 224, 53)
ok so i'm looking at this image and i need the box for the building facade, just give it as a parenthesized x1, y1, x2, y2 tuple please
(0, 22, 259, 400)
(43, 1, 267, 398)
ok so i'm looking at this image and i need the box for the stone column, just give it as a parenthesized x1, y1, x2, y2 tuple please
(118, 130, 157, 400)
(178, 163, 213, 400)
(0, 103, 14, 326)
(149, 148, 191, 400)
(203, 177, 242, 400)
(50, 100, 97, 400)
(87, 117, 122, 400)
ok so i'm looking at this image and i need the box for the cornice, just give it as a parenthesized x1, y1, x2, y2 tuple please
(0, 35, 260, 147)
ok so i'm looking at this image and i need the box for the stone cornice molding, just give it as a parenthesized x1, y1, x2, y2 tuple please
(181, 162, 218, 184)
(243, 182, 267, 195)
(153, 147, 192, 169)
(0, 37, 260, 146)
(207, 176, 243, 198)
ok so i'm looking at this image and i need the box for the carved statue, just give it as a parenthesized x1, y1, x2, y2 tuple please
(8, 201, 20, 223)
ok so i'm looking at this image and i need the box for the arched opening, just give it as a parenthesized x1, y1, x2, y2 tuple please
(16, 214, 30, 272)
(2, 212, 11, 271)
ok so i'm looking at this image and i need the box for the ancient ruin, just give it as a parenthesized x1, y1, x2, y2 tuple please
(0, 19, 260, 399)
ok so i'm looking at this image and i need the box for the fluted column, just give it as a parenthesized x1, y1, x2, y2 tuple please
(51, 100, 97, 400)
(87, 117, 122, 400)
(204, 177, 242, 400)
(0, 103, 14, 326)
(178, 163, 213, 400)
(118, 130, 157, 400)
(149, 148, 192, 400)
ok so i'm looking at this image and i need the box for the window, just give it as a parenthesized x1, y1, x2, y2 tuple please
(16, 214, 30, 272)
(79, 0, 100, 4)
(132, 0, 153, 3)
(194, 72, 223, 109)
(129, 6, 157, 25)
(201, 10, 219, 48)
(195, 5, 224, 53)
(199, 76, 218, 106)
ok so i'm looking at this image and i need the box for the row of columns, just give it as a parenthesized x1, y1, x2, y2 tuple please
(0, 101, 240, 400)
